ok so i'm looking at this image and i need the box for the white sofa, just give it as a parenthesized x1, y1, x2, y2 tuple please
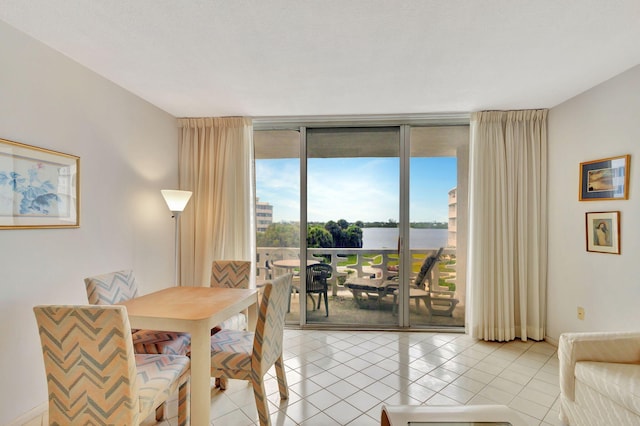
(558, 331, 640, 425)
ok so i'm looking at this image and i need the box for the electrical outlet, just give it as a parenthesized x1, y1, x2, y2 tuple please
(577, 306, 585, 320)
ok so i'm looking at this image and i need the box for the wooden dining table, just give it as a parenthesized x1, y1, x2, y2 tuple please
(120, 286, 259, 426)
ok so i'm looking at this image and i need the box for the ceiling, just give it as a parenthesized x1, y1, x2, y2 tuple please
(0, 1, 639, 118)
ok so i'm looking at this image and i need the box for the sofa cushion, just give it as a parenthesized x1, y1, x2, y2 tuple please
(576, 361, 640, 416)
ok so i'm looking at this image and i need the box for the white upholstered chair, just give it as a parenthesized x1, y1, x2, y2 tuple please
(558, 331, 640, 425)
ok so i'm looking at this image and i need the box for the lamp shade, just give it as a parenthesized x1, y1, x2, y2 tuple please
(161, 190, 192, 212)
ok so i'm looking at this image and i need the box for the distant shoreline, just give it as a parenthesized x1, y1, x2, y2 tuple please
(305, 221, 448, 229)
(362, 227, 449, 250)
(362, 223, 448, 229)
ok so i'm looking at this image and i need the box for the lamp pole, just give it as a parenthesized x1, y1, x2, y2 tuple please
(172, 210, 182, 286)
(161, 190, 192, 286)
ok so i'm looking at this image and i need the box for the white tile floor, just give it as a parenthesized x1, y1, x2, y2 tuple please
(33, 329, 563, 426)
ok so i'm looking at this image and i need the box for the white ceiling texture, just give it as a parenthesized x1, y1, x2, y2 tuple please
(0, 0, 639, 118)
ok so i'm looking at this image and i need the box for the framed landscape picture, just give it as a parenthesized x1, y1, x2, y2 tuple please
(585, 211, 620, 254)
(579, 155, 630, 201)
(0, 138, 79, 229)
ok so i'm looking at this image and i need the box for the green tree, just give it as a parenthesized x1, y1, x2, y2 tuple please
(307, 226, 333, 248)
(323, 219, 362, 248)
(345, 224, 363, 248)
(324, 220, 342, 246)
(258, 220, 363, 249)
(256, 223, 300, 247)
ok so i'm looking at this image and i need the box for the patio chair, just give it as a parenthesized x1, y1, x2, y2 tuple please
(343, 250, 447, 309)
(305, 263, 332, 316)
(344, 253, 396, 308)
(392, 247, 459, 318)
(257, 258, 274, 280)
(33, 304, 190, 425)
(345, 277, 395, 308)
(290, 262, 331, 315)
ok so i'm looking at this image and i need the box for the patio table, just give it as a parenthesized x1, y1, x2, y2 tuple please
(272, 259, 318, 270)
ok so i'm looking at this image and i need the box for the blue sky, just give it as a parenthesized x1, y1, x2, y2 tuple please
(256, 157, 456, 223)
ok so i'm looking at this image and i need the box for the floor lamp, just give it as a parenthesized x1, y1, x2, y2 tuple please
(161, 189, 192, 286)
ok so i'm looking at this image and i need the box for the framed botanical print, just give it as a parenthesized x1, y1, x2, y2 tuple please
(0, 138, 79, 229)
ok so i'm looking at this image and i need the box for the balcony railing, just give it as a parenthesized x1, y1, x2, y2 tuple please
(257, 246, 456, 296)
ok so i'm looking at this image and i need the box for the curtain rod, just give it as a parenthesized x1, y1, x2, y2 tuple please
(252, 113, 470, 130)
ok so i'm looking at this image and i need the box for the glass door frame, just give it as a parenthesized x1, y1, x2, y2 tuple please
(299, 126, 308, 326)
(300, 125, 403, 328)
(398, 124, 411, 328)
(299, 124, 411, 328)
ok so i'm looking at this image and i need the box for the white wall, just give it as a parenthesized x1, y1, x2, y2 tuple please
(547, 65, 640, 342)
(0, 21, 179, 424)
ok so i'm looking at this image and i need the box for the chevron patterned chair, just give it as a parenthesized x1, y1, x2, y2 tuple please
(84, 270, 191, 356)
(84, 270, 191, 420)
(210, 260, 251, 331)
(33, 305, 190, 425)
(209, 260, 252, 389)
(209, 273, 293, 426)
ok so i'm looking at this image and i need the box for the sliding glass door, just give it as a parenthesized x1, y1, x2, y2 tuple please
(254, 123, 468, 329)
(305, 127, 400, 326)
(407, 126, 468, 328)
(253, 130, 301, 325)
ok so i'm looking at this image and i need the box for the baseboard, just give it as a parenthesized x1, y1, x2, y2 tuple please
(7, 402, 46, 426)
(545, 335, 559, 347)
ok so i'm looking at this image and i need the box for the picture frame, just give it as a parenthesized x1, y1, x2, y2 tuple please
(585, 211, 620, 254)
(579, 154, 630, 201)
(0, 138, 79, 229)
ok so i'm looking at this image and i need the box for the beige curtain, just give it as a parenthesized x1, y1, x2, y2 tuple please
(467, 110, 548, 341)
(178, 117, 253, 287)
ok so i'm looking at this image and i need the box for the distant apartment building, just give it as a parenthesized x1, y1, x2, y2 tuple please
(448, 187, 457, 248)
(256, 198, 273, 232)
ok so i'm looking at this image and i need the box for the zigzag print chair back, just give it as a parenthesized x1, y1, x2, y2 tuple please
(252, 273, 293, 374)
(210, 260, 251, 289)
(84, 270, 139, 305)
(33, 305, 140, 425)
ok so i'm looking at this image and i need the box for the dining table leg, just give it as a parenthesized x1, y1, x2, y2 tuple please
(248, 298, 258, 331)
(190, 321, 212, 425)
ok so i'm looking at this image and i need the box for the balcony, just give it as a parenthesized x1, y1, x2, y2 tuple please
(256, 247, 464, 328)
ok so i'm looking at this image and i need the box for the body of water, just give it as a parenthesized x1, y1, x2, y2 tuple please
(362, 227, 450, 249)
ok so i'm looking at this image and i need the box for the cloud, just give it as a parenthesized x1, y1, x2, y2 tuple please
(307, 158, 399, 222)
(257, 157, 454, 223)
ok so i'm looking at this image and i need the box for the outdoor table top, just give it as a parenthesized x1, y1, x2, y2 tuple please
(272, 259, 319, 269)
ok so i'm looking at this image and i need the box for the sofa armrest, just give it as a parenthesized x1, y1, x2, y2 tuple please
(559, 331, 640, 401)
